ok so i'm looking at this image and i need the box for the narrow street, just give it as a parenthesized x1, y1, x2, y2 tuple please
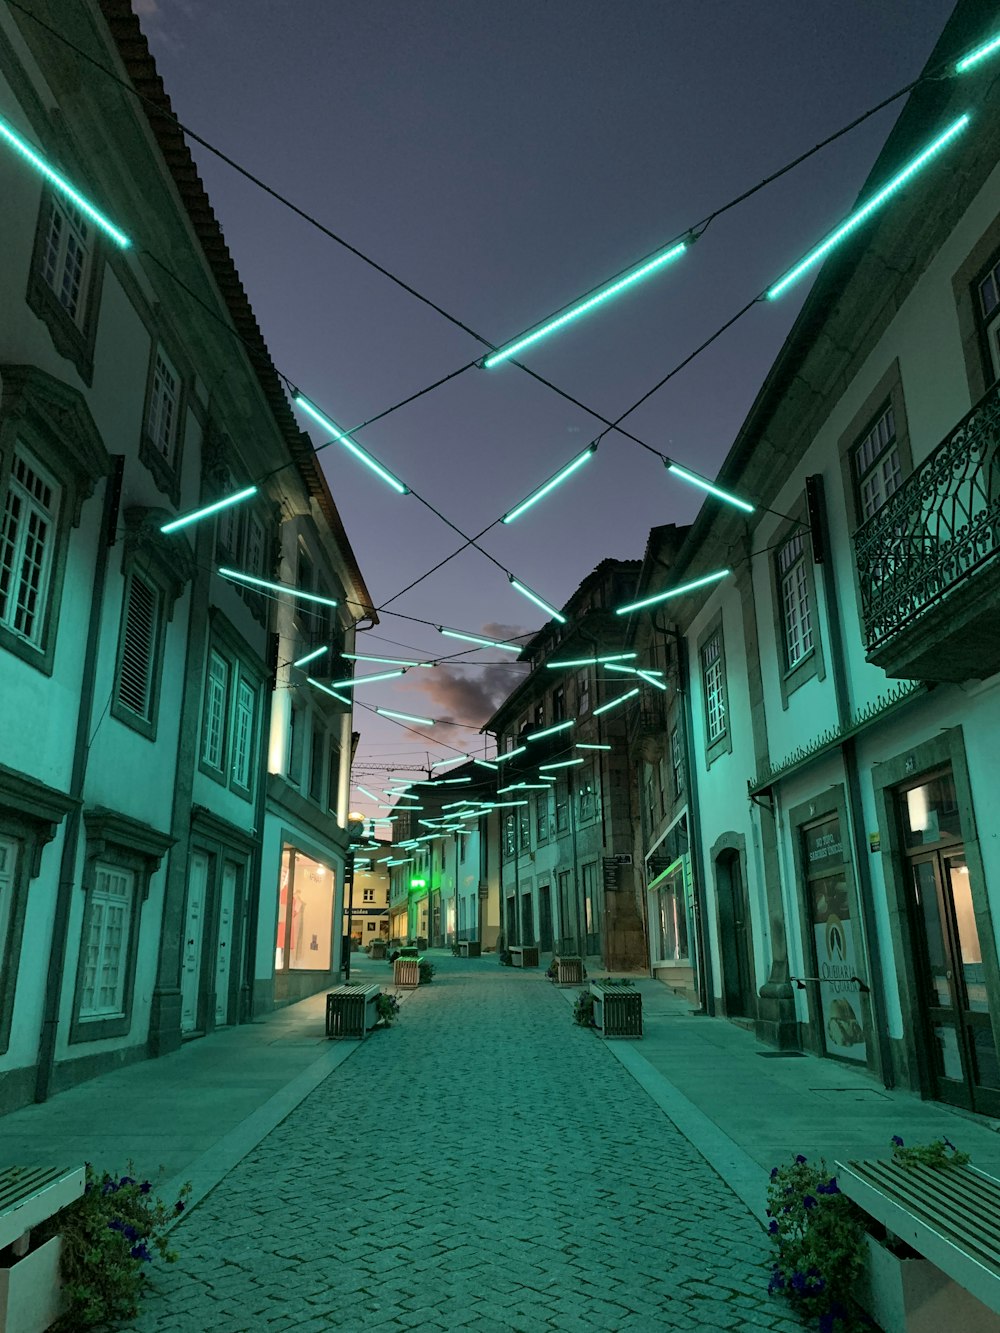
(121, 957, 805, 1333)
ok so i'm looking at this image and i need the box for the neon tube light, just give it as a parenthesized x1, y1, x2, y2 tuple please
(431, 756, 467, 770)
(667, 462, 754, 514)
(376, 707, 435, 725)
(576, 743, 612, 751)
(538, 758, 585, 770)
(768, 116, 970, 300)
(592, 687, 640, 717)
(438, 777, 472, 784)
(483, 240, 687, 368)
(160, 486, 258, 534)
(957, 32, 1000, 73)
(306, 677, 351, 704)
(355, 786, 381, 802)
(0, 114, 131, 247)
(328, 670, 406, 689)
(538, 776, 558, 782)
(501, 446, 596, 523)
(292, 645, 328, 668)
(616, 569, 730, 615)
(526, 720, 575, 742)
(637, 670, 668, 691)
(438, 627, 523, 653)
(494, 747, 526, 764)
(343, 653, 434, 668)
(546, 653, 637, 668)
(509, 577, 566, 624)
(295, 395, 409, 494)
(474, 759, 499, 770)
(220, 568, 338, 607)
(605, 663, 665, 677)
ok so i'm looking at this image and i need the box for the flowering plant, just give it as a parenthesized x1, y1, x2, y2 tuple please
(766, 1154, 864, 1332)
(572, 990, 595, 1027)
(890, 1133, 969, 1169)
(418, 959, 435, 984)
(39, 1163, 191, 1329)
(375, 992, 400, 1025)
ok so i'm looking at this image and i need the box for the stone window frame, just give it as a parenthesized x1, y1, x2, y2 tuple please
(0, 364, 111, 675)
(0, 766, 77, 1056)
(138, 338, 190, 508)
(68, 808, 173, 1045)
(696, 610, 732, 768)
(26, 189, 107, 385)
(197, 609, 266, 802)
(768, 499, 826, 709)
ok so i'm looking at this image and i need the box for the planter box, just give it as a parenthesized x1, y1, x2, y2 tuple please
(458, 941, 481, 958)
(555, 957, 584, 987)
(856, 1233, 1000, 1333)
(509, 946, 538, 968)
(393, 958, 420, 988)
(0, 1235, 64, 1333)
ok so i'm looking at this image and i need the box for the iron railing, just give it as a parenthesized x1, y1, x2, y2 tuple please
(856, 382, 1000, 649)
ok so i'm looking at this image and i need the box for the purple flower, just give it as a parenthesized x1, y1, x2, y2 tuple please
(817, 1178, 840, 1195)
(107, 1219, 124, 1233)
(123, 1224, 139, 1243)
(943, 1137, 956, 1152)
(139, 1181, 152, 1195)
(791, 1271, 807, 1292)
(119, 1176, 136, 1187)
(795, 1154, 807, 1164)
(892, 1135, 904, 1147)
(768, 1219, 779, 1234)
(768, 1269, 786, 1294)
(174, 1199, 186, 1213)
(803, 1195, 817, 1209)
(770, 1166, 779, 1180)
(130, 1242, 152, 1263)
(101, 1180, 118, 1195)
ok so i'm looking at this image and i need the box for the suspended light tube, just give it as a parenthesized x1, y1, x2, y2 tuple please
(666, 462, 754, 514)
(327, 670, 406, 689)
(509, 577, 566, 624)
(637, 670, 668, 691)
(605, 663, 665, 677)
(473, 759, 499, 771)
(592, 687, 640, 717)
(438, 777, 472, 784)
(956, 32, 1000, 73)
(343, 653, 435, 668)
(375, 707, 435, 725)
(483, 240, 688, 368)
(295, 395, 409, 495)
(0, 114, 131, 248)
(501, 445, 597, 524)
(292, 645, 329, 668)
(538, 758, 585, 770)
(306, 677, 352, 705)
(354, 786, 381, 802)
(438, 627, 524, 653)
(220, 568, 338, 607)
(431, 755, 468, 770)
(160, 486, 258, 534)
(494, 746, 526, 764)
(526, 720, 575, 742)
(617, 569, 731, 615)
(576, 743, 612, 751)
(546, 652, 637, 668)
(768, 115, 970, 300)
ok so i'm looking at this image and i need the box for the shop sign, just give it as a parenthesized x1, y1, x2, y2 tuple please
(868, 831, 881, 853)
(343, 907, 388, 917)
(804, 818, 845, 866)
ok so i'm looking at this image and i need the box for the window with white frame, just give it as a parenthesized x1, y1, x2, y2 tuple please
(853, 403, 901, 522)
(579, 765, 597, 820)
(777, 533, 814, 669)
(363, 888, 375, 903)
(202, 651, 229, 769)
(977, 255, 1000, 384)
(146, 349, 181, 466)
(40, 197, 92, 328)
(0, 447, 59, 646)
(231, 679, 257, 789)
(701, 633, 727, 744)
(115, 569, 161, 723)
(79, 864, 134, 1019)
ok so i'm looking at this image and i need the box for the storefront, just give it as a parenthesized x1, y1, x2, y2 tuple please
(645, 814, 696, 999)
(273, 842, 340, 1002)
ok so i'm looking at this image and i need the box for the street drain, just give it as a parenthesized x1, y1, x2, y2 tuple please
(809, 1087, 890, 1102)
(757, 1050, 807, 1058)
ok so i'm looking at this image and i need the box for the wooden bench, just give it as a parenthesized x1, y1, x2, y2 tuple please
(554, 956, 584, 987)
(393, 956, 420, 988)
(0, 1165, 85, 1332)
(839, 1157, 1000, 1331)
(509, 945, 539, 968)
(325, 984, 381, 1038)
(590, 980, 642, 1037)
(458, 941, 481, 958)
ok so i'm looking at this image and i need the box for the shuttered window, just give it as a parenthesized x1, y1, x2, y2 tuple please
(116, 571, 159, 720)
(79, 864, 133, 1019)
(0, 447, 59, 646)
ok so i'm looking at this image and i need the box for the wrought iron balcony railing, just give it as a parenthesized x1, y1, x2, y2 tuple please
(855, 382, 1000, 656)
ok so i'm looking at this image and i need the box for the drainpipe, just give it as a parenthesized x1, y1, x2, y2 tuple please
(807, 475, 893, 1088)
(36, 458, 124, 1103)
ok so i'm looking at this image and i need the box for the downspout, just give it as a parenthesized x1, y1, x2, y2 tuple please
(36, 457, 123, 1103)
(807, 475, 893, 1087)
(242, 631, 276, 1020)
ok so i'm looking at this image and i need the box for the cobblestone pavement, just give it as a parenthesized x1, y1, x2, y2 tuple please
(124, 958, 806, 1332)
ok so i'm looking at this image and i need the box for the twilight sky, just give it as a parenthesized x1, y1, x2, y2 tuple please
(140, 0, 956, 819)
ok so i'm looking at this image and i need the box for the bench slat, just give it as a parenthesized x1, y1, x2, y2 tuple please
(854, 1160, 1000, 1270)
(0, 1166, 86, 1250)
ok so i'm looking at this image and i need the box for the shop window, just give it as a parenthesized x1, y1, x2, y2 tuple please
(802, 814, 867, 1064)
(654, 865, 690, 963)
(275, 846, 334, 971)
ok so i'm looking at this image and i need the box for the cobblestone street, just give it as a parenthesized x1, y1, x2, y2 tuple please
(124, 957, 805, 1333)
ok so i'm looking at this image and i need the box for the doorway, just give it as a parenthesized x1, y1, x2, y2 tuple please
(716, 849, 754, 1018)
(214, 861, 238, 1026)
(521, 891, 534, 947)
(180, 851, 208, 1034)
(538, 885, 553, 952)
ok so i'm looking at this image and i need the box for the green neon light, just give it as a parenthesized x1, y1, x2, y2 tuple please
(492, 799, 530, 807)
(438, 627, 523, 653)
(768, 116, 970, 300)
(438, 777, 473, 784)
(546, 653, 637, 668)
(957, 32, 1000, 73)
(410, 878, 427, 889)
(295, 395, 409, 494)
(637, 670, 668, 691)
(343, 653, 434, 668)
(483, 241, 687, 368)
(667, 463, 754, 514)
(604, 663, 641, 676)
(538, 776, 558, 783)
(592, 687, 640, 717)
(431, 755, 467, 770)
(220, 568, 338, 607)
(538, 758, 585, 770)
(382, 790, 420, 799)
(328, 670, 406, 689)
(354, 785, 381, 802)
(160, 486, 258, 534)
(509, 577, 566, 624)
(494, 746, 526, 764)
(292, 645, 328, 668)
(306, 677, 352, 705)
(616, 568, 730, 615)
(502, 446, 596, 524)
(0, 114, 131, 248)
(526, 720, 575, 742)
(576, 743, 612, 751)
(376, 707, 435, 725)
(474, 759, 499, 770)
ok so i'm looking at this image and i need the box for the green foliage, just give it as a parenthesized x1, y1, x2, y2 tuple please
(39, 1163, 191, 1330)
(545, 959, 558, 980)
(418, 959, 435, 984)
(498, 949, 512, 966)
(890, 1134, 969, 1169)
(766, 1155, 864, 1331)
(572, 990, 595, 1027)
(375, 992, 400, 1025)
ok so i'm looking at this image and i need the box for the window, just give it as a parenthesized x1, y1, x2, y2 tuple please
(367, 921, 376, 932)
(202, 651, 229, 769)
(555, 782, 569, 834)
(657, 756, 669, 819)
(535, 791, 549, 843)
(41, 197, 93, 329)
(519, 808, 531, 851)
(504, 814, 516, 857)
(978, 256, 1000, 384)
(0, 447, 59, 647)
(853, 403, 901, 522)
(288, 704, 304, 783)
(146, 349, 181, 466)
(777, 532, 814, 669)
(577, 670, 590, 715)
(114, 569, 162, 728)
(309, 723, 325, 802)
(582, 862, 597, 936)
(579, 766, 597, 821)
(79, 864, 134, 1020)
(363, 888, 375, 903)
(231, 679, 257, 789)
(670, 727, 684, 799)
(327, 742, 340, 813)
(553, 685, 566, 721)
(701, 632, 727, 744)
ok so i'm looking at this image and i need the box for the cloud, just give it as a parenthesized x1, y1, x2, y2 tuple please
(401, 623, 531, 736)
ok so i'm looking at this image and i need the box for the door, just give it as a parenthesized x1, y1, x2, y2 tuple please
(215, 861, 237, 1026)
(909, 850, 1000, 1115)
(521, 891, 534, 946)
(181, 851, 208, 1034)
(538, 885, 553, 952)
(716, 850, 754, 1017)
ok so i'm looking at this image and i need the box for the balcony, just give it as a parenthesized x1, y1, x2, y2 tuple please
(855, 384, 1000, 682)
